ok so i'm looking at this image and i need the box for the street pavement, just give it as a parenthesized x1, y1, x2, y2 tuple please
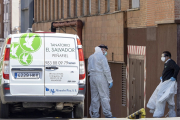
(1, 118, 180, 120)
(3, 111, 180, 120)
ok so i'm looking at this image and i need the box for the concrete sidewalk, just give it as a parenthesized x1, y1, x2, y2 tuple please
(72, 118, 180, 120)
(78, 118, 179, 120)
(39, 117, 180, 120)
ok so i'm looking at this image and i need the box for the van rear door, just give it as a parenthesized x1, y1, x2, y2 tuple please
(44, 34, 79, 95)
(10, 33, 45, 95)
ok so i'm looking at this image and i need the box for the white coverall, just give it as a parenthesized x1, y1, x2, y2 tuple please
(88, 47, 113, 118)
(147, 80, 177, 118)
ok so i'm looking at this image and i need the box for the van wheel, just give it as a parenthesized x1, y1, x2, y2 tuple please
(73, 102, 84, 118)
(62, 111, 72, 118)
(0, 99, 9, 118)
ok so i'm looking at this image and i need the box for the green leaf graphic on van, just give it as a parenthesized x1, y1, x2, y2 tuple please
(10, 33, 42, 66)
(10, 43, 23, 59)
(18, 53, 33, 66)
(19, 33, 42, 52)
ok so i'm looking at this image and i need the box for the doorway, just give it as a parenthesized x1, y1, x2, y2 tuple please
(129, 55, 144, 114)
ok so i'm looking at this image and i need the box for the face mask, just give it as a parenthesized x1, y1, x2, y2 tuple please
(104, 52, 107, 56)
(161, 57, 165, 62)
(102, 49, 106, 54)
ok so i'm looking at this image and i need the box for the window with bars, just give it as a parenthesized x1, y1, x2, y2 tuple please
(98, 0, 100, 14)
(130, 0, 140, 9)
(105, 0, 110, 13)
(86, 0, 91, 15)
(115, 0, 121, 11)
(61, 0, 64, 18)
(122, 63, 127, 106)
(67, 0, 71, 17)
(81, 0, 84, 16)
(74, 0, 77, 17)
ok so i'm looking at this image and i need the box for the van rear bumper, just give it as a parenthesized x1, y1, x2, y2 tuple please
(3, 94, 84, 103)
(1, 84, 86, 103)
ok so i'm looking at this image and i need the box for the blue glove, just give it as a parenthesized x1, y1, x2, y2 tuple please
(160, 76, 162, 81)
(170, 77, 176, 81)
(109, 82, 113, 89)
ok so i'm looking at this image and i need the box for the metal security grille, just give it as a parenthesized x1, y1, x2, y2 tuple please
(122, 63, 126, 106)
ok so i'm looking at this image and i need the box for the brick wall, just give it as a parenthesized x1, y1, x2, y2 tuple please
(91, 0, 97, 15)
(127, 0, 147, 28)
(147, 0, 175, 26)
(175, 0, 180, 20)
(70, 0, 75, 18)
(63, 0, 67, 19)
(54, 0, 58, 20)
(110, 0, 115, 12)
(47, 0, 50, 20)
(155, 0, 174, 23)
(33, 13, 124, 62)
(84, 13, 124, 61)
(77, 0, 83, 16)
(51, 0, 54, 20)
(84, 0, 88, 16)
(34, 0, 179, 26)
(121, 0, 129, 11)
(100, 0, 105, 14)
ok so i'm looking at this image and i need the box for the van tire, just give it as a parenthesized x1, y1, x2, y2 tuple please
(62, 112, 72, 118)
(0, 99, 9, 118)
(73, 102, 84, 118)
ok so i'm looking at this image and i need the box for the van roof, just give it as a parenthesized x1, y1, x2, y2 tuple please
(10, 33, 78, 38)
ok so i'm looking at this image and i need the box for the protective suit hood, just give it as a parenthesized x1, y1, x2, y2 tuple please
(95, 47, 103, 55)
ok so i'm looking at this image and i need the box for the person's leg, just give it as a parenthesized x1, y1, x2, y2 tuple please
(96, 75, 112, 118)
(153, 94, 166, 118)
(167, 95, 176, 117)
(89, 76, 101, 118)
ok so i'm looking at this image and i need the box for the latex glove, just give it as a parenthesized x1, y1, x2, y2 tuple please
(109, 82, 113, 89)
(170, 77, 176, 81)
(160, 76, 162, 81)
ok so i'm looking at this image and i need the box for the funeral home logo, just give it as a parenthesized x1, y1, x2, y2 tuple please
(10, 33, 42, 66)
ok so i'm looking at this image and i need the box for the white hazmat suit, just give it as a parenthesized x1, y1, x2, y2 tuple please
(88, 47, 113, 118)
(147, 79, 177, 118)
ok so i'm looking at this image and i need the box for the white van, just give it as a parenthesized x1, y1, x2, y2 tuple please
(0, 33, 86, 118)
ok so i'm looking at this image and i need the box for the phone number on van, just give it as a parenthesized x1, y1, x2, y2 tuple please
(45, 61, 69, 65)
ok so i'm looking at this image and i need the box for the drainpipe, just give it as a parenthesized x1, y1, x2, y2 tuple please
(51, 20, 83, 43)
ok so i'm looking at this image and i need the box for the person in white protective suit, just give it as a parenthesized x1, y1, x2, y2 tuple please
(88, 45, 115, 118)
(147, 51, 180, 118)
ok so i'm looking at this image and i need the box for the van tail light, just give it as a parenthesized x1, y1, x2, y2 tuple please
(77, 38, 81, 45)
(3, 38, 11, 80)
(4, 87, 10, 90)
(78, 48, 85, 80)
(79, 88, 84, 90)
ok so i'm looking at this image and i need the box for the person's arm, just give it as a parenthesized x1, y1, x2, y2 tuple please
(101, 57, 113, 83)
(170, 61, 180, 79)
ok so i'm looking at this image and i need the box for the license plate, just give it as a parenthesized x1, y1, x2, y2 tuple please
(14, 72, 40, 79)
